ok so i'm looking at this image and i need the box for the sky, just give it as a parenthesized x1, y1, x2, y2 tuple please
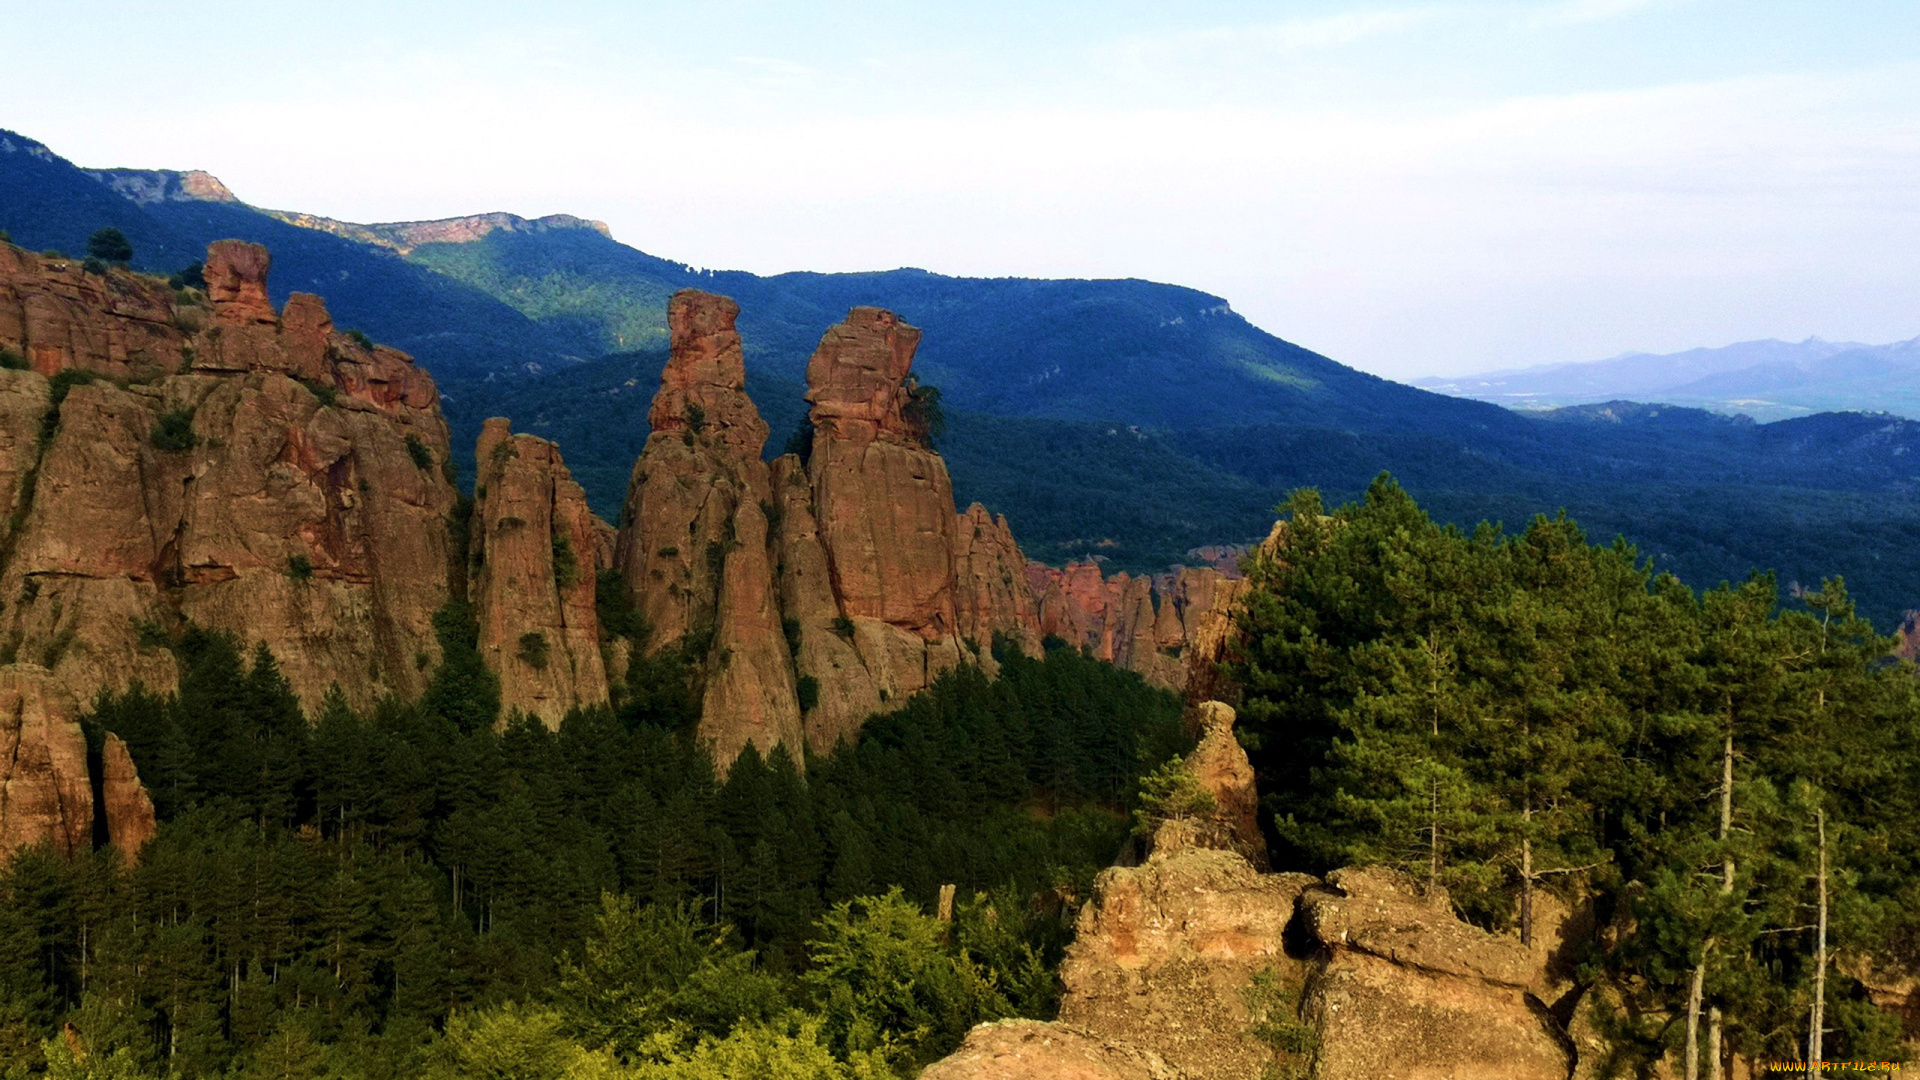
(6, 0, 1919, 379)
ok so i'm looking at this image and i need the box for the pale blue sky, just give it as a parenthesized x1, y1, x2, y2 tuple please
(8, 1, 1918, 378)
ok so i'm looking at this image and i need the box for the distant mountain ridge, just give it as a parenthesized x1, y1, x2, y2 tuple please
(1419, 336, 1920, 420)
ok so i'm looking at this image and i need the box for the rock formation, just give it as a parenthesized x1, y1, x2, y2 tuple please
(0, 239, 457, 711)
(0, 668, 93, 860)
(1028, 561, 1237, 691)
(98, 733, 157, 856)
(1897, 610, 1919, 662)
(0, 667, 153, 864)
(469, 418, 608, 726)
(613, 291, 803, 764)
(925, 699, 1576, 1080)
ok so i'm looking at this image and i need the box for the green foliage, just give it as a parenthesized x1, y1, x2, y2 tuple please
(404, 434, 432, 470)
(518, 631, 551, 670)
(168, 262, 205, 291)
(46, 369, 93, 409)
(80, 257, 107, 276)
(552, 532, 580, 589)
(595, 568, 644, 642)
(782, 617, 802, 656)
(346, 328, 374, 351)
(830, 616, 855, 642)
(1229, 476, 1920, 1065)
(286, 553, 314, 582)
(421, 598, 501, 732)
(1132, 757, 1217, 838)
(299, 378, 338, 407)
(901, 379, 945, 444)
(85, 227, 132, 264)
(686, 402, 706, 434)
(0, 348, 25, 371)
(148, 408, 196, 452)
(796, 676, 820, 712)
(805, 888, 1009, 1070)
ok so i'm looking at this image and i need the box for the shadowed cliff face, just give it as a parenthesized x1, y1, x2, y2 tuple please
(0, 239, 456, 713)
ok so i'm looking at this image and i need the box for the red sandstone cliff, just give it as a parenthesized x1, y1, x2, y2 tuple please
(1027, 560, 1238, 691)
(0, 668, 152, 864)
(0, 240, 456, 712)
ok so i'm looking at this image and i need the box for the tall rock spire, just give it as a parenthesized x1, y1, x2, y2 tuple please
(614, 291, 802, 765)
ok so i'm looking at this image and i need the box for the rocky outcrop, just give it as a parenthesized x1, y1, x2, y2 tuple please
(0, 239, 457, 711)
(0, 668, 93, 860)
(921, 1021, 1187, 1080)
(927, 699, 1574, 1080)
(613, 292, 803, 764)
(1028, 561, 1236, 691)
(99, 733, 156, 856)
(1301, 867, 1569, 1080)
(1170, 701, 1267, 869)
(0, 668, 158, 865)
(607, 293, 1053, 763)
(1897, 611, 1919, 662)
(469, 418, 608, 726)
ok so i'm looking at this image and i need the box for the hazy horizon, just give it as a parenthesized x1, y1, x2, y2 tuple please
(9, 0, 1918, 381)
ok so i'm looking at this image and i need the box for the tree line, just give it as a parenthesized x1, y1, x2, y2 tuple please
(0, 628, 1185, 1079)
(1229, 475, 1920, 1073)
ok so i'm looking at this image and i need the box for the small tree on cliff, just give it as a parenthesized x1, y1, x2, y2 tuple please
(87, 227, 133, 265)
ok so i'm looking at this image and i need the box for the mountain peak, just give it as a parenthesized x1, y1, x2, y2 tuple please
(85, 168, 238, 205)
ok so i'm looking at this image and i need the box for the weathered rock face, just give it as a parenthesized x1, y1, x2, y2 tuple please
(614, 291, 802, 764)
(952, 503, 1041, 657)
(0, 668, 158, 866)
(1172, 701, 1268, 869)
(1896, 611, 1919, 662)
(1027, 561, 1234, 692)
(0, 668, 93, 860)
(806, 307, 958, 636)
(0, 238, 458, 712)
(469, 418, 608, 726)
(1301, 867, 1569, 1080)
(99, 733, 157, 856)
(928, 699, 1574, 1080)
(920, 1020, 1187, 1080)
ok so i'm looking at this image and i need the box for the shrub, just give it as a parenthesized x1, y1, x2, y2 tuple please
(299, 378, 337, 407)
(830, 615, 856, 641)
(782, 617, 802, 656)
(1132, 757, 1217, 838)
(0, 348, 25, 371)
(551, 532, 579, 589)
(47, 368, 93, 408)
(150, 408, 197, 452)
(81, 257, 107, 276)
(657, 545, 679, 558)
(903, 378, 945, 443)
(705, 540, 727, 581)
(782, 419, 813, 464)
(169, 262, 205, 290)
(687, 402, 706, 434)
(518, 631, 551, 670)
(405, 434, 432, 469)
(796, 674, 820, 712)
(287, 554, 314, 582)
(594, 567, 645, 641)
(346, 328, 374, 350)
(87, 227, 133, 264)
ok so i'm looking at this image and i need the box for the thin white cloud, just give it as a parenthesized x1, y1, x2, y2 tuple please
(1529, 0, 1666, 26)
(1094, 8, 1442, 72)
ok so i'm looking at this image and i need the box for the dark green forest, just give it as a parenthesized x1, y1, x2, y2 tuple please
(1228, 477, 1920, 1072)
(0, 628, 1183, 1080)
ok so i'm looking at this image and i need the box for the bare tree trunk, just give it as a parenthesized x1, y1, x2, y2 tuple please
(1809, 806, 1828, 1072)
(1687, 727, 1737, 1080)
